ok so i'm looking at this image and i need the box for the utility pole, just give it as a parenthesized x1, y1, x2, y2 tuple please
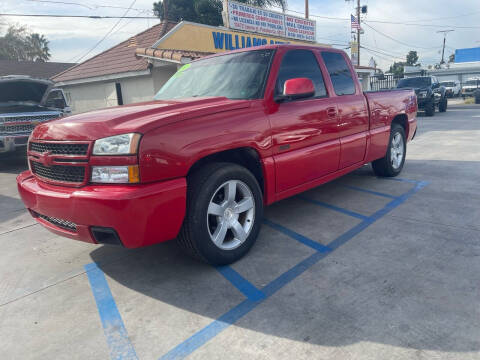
(357, 0, 360, 65)
(305, 0, 309, 19)
(437, 29, 454, 64)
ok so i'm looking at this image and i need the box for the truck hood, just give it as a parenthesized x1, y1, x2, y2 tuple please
(0, 76, 53, 106)
(32, 97, 251, 141)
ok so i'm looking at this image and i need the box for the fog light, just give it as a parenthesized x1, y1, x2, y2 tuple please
(91, 165, 139, 183)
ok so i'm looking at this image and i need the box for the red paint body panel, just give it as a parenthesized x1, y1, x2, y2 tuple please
(283, 78, 315, 96)
(16, 44, 417, 248)
(17, 171, 186, 247)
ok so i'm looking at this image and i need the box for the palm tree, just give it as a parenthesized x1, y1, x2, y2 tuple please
(245, 0, 287, 12)
(26, 33, 51, 62)
(0, 25, 51, 62)
(154, 0, 288, 26)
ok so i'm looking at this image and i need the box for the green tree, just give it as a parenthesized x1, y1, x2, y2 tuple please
(154, 0, 287, 26)
(406, 50, 418, 66)
(26, 33, 51, 62)
(0, 25, 51, 62)
(389, 61, 405, 77)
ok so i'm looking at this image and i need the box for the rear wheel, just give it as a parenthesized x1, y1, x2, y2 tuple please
(439, 97, 447, 112)
(425, 99, 435, 116)
(371, 124, 406, 177)
(177, 162, 263, 265)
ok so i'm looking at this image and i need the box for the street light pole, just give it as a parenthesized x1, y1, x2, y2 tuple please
(437, 29, 454, 64)
(357, 0, 360, 66)
(305, 0, 309, 19)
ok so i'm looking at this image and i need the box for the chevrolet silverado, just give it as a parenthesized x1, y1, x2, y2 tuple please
(17, 44, 417, 265)
(0, 76, 69, 156)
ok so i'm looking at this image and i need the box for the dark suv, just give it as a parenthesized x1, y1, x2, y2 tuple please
(397, 76, 447, 116)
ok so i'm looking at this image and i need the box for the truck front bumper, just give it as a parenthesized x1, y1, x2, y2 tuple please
(17, 171, 187, 248)
(416, 98, 430, 109)
(0, 135, 29, 154)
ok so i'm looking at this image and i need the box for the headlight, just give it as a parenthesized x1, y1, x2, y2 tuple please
(91, 165, 140, 183)
(418, 91, 428, 98)
(93, 133, 141, 155)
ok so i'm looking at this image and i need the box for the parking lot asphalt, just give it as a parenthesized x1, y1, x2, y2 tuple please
(1, 103, 480, 360)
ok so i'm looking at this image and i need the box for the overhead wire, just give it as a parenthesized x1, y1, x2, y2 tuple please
(69, 0, 137, 63)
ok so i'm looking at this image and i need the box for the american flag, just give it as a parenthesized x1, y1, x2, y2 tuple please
(351, 15, 361, 30)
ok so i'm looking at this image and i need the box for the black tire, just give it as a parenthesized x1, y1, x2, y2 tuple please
(425, 99, 435, 116)
(177, 162, 263, 265)
(439, 97, 447, 112)
(371, 124, 406, 177)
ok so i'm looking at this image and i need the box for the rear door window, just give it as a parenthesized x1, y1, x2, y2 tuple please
(321, 52, 356, 96)
(276, 49, 327, 98)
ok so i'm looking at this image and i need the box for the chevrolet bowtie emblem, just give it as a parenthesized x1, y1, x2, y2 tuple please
(38, 151, 54, 167)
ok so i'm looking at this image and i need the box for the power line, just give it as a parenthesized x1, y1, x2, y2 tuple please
(25, 0, 154, 13)
(361, 21, 438, 50)
(71, 0, 137, 63)
(360, 46, 405, 61)
(269, 4, 480, 29)
(0, 13, 157, 19)
(2, 11, 480, 29)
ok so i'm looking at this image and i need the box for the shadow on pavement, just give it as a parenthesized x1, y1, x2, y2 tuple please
(90, 162, 480, 354)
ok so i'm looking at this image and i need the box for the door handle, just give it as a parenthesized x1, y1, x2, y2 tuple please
(327, 107, 337, 118)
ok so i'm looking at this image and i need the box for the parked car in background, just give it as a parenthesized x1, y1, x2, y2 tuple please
(17, 45, 417, 265)
(461, 78, 480, 98)
(397, 76, 447, 116)
(0, 76, 70, 156)
(440, 80, 461, 98)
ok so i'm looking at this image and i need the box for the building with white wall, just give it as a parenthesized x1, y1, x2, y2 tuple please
(53, 22, 180, 114)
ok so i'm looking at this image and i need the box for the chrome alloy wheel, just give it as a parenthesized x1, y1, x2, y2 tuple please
(207, 180, 255, 250)
(390, 132, 404, 170)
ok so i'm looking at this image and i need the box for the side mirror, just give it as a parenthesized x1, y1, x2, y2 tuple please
(275, 78, 315, 102)
(53, 98, 66, 109)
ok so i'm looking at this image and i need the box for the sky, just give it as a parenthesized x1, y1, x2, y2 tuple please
(1, 0, 480, 70)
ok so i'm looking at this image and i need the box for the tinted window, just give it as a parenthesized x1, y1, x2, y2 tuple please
(276, 50, 327, 98)
(321, 52, 356, 95)
(397, 77, 432, 88)
(155, 50, 274, 100)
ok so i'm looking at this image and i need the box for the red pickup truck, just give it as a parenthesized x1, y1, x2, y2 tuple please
(17, 44, 417, 265)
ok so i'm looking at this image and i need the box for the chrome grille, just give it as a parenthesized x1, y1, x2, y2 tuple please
(29, 142, 89, 156)
(3, 114, 59, 123)
(31, 161, 85, 183)
(0, 123, 36, 133)
(34, 211, 77, 232)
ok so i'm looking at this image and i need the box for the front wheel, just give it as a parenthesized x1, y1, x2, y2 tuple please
(439, 97, 447, 112)
(177, 162, 263, 265)
(425, 99, 435, 116)
(371, 124, 406, 177)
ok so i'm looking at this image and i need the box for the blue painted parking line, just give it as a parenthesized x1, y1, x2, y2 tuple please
(85, 263, 138, 360)
(263, 219, 332, 252)
(383, 177, 420, 184)
(159, 179, 428, 360)
(298, 195, 369, 220)
(341, 184, 398, 199)
(216, 265, 265, 301)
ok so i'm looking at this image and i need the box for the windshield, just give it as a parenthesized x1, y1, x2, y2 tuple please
(155, 50, 274, 101)
(441, 82, 455, 87)
(465, 80, 480, 86)
(397, 77, 432, 88)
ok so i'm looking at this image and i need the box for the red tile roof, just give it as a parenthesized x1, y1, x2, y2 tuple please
(53, 21, 177, 83)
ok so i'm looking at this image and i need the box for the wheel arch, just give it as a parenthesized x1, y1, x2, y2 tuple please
(187, 147, 265, 195)
(391, 114, 409, 139)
